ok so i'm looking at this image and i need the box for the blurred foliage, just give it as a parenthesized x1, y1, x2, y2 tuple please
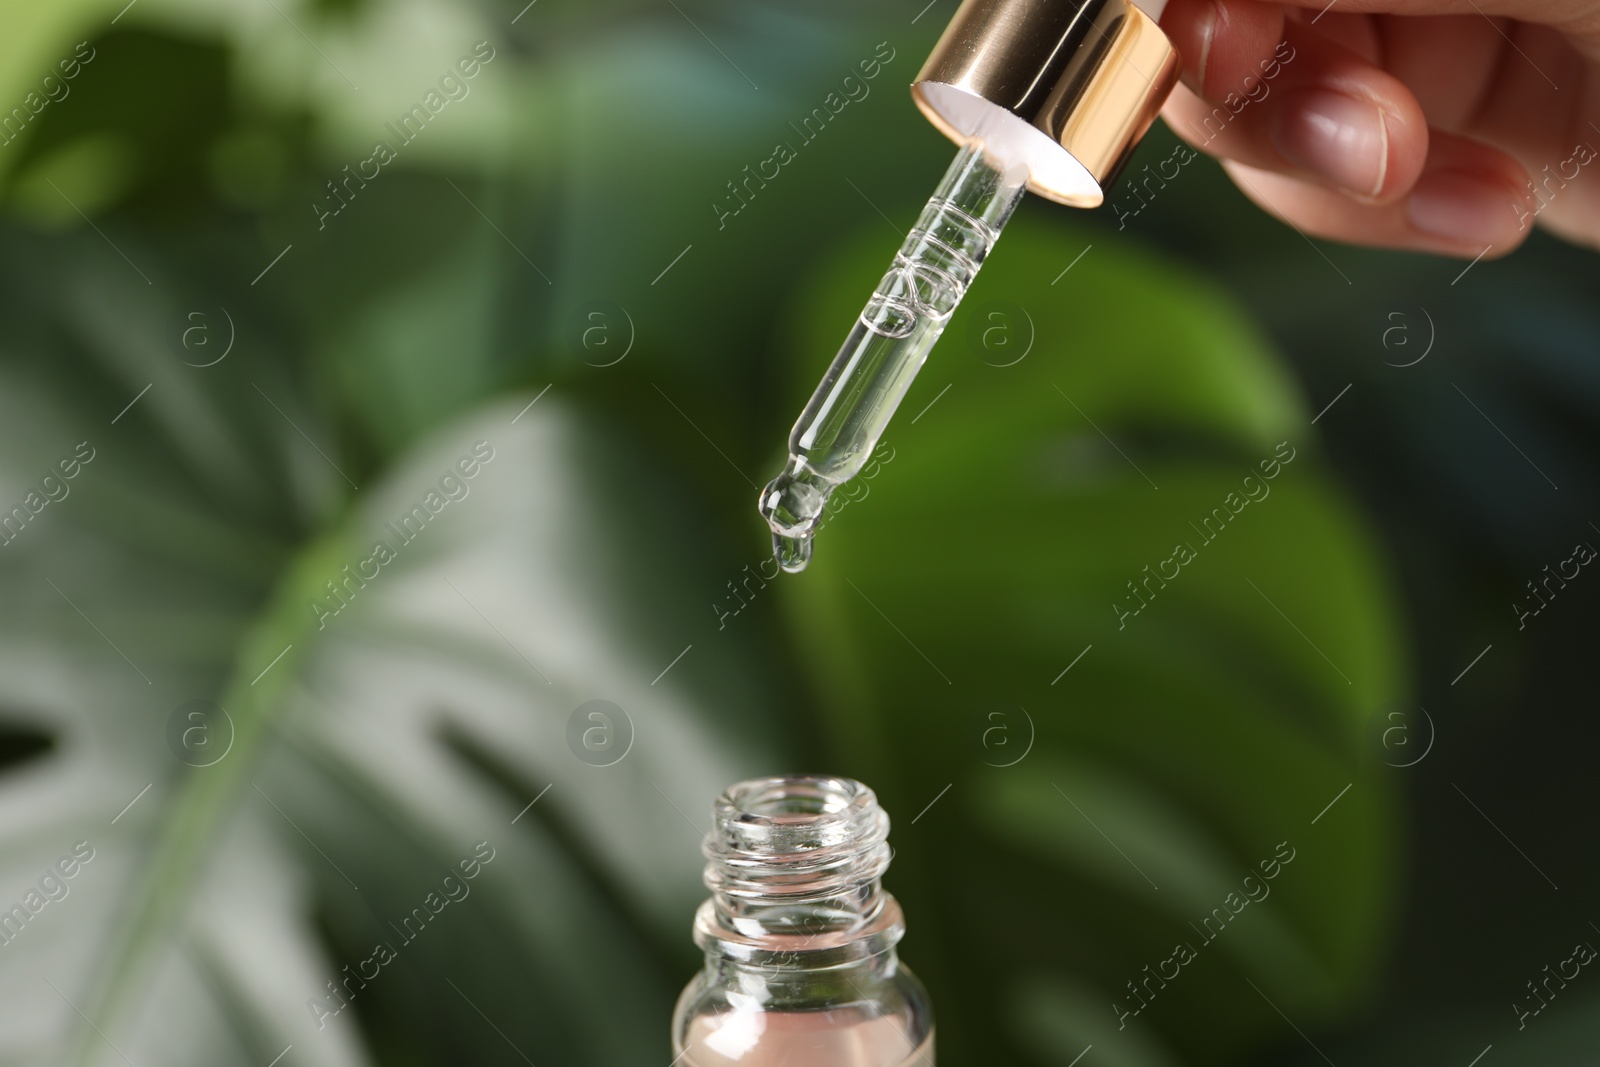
(0, 1, 1597, 1066)
(784, 222, 1399, 1064)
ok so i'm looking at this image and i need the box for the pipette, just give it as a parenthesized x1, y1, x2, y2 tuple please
(759, 0, 1180, 572)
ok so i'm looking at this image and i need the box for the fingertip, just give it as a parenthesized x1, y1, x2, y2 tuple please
(1268, 87, 1392, 198)
(1405, 171, 1532, 254)
(1161, 7, 1430, 203)
(1404, 138, 1535, 253)
(1255, 28, 1429, 202)
(1160, 0, 1282, 100)
(1217, 138, 1537, 262)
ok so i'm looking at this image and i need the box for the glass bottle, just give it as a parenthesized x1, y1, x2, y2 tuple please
(672, 775, 934, 1066)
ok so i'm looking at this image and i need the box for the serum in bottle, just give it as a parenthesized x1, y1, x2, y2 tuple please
(672, 775, 933, 1065)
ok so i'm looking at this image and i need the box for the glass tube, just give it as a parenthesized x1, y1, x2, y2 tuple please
(757, 139, 1029, 572)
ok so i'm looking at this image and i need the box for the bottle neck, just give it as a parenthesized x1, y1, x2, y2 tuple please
(698, 942, 906, 1016)
(693, 776, 905, 968)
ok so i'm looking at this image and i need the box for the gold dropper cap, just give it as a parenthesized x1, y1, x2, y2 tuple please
(912, 0, 1181, 208)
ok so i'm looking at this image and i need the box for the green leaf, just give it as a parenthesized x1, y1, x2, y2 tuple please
(776, 216, 1405, 1064)
(0, 229, 783, 1066)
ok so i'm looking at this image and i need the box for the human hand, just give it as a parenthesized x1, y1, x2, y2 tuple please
(1156, 0, 1600, 258)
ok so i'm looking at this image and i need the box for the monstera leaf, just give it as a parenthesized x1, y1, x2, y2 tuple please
(0, 227, 783, 1067)
(774, 215, 1405, 1066)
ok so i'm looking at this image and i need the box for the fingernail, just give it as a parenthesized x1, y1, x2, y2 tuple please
(1407, 171, 1527, 246)
(1190, 0, 1217, 95)
(1269, 88, 1389, 198)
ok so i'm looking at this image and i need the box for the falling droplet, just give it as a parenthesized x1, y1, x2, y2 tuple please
(758, 463, 834, 574)
(772, 532, 813, 573)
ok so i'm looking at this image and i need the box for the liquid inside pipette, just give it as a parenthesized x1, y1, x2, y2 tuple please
(758, 139, 1028, 572)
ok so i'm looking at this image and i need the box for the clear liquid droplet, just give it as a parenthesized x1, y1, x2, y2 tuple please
(772, 532, 813, 573)
(759, 462, 834, 574)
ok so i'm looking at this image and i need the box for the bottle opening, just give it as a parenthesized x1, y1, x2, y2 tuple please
(698, 775, 899, 950)
(715, 775, 880, 853)
(731, 775, 856, 817)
